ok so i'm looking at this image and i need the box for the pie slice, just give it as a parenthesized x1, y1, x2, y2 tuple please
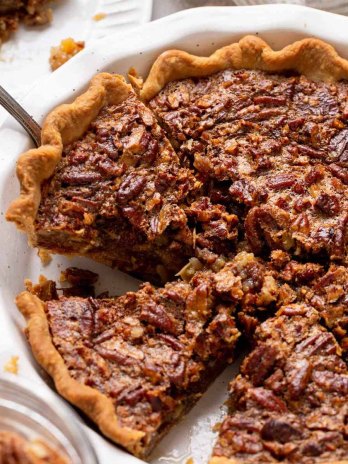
(6, 73, 239, 283)
(16, 269, 241, 458)
(16, 251, 337, 458)
(140, 36, 348, 264)
(211, 303, 348, 464)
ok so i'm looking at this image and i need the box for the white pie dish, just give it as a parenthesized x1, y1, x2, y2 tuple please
(1, 5, 348, 464)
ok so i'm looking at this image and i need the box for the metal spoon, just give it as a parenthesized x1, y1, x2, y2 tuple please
(0, 84, 41, 147)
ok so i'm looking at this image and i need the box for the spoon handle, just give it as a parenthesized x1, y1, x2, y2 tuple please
(0, 85, 41, 147)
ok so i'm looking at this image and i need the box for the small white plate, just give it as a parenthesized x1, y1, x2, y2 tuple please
(1, 5, 348, 464)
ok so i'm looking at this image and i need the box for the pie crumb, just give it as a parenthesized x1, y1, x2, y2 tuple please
(50, 38, 85, 71)
(4, 356, 19, 374)
(38, 248, 52, 265)
(93, 12, 106, 21)
(213, 422, 221, 432)
(24, 279, 33, 292)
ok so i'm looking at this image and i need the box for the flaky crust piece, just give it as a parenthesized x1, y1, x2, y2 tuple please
(16, 291, 146, 457)
(6, 73, 131, 242)
(137, 35, 348, 101)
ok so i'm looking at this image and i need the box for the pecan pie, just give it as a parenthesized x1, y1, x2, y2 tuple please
(0, 431, 69, 464)
(8, 36, 348, 461)
(16, 268, 241, 458)
(16, 251, 348, 459)
(0, 0, 53, 44)
(211, 304, 348, 464)
(267, 253, 348, 356)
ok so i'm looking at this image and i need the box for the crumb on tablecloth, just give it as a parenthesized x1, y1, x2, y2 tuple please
(93, 12, 106, 21)
(38, 248, 52, 265)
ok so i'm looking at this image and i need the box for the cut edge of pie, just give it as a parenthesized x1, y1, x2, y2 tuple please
(16, 265, 242, 459)
(6, 73, 131, 246)
(15, 290, 147, 457)
(133, 35, 348, 101)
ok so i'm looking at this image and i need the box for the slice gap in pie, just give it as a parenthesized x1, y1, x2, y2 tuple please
(16, 268, 241, 458)
(210, 303, 348, 464)
(16, 249, 348, 459)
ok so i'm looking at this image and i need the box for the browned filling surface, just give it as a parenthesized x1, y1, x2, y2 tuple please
(38, 268, 241, 453)
(36, 93, 199, 282)
(0, 431, 70, 464)
(0, 0, 53, 43)
(33, 250, 348, 456)
(150, 70, 348, 263)
(26, 248, 348, 459)
(212, 304, 348, 463)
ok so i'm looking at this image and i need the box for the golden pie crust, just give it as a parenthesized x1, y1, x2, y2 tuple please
(134, 35, 348, 101)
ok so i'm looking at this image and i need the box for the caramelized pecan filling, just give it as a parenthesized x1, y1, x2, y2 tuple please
(210, 250, 348, 354)
(150, 70, 348, 263)
(213, 304, 348, 463)
(37, 250, 348, 455)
